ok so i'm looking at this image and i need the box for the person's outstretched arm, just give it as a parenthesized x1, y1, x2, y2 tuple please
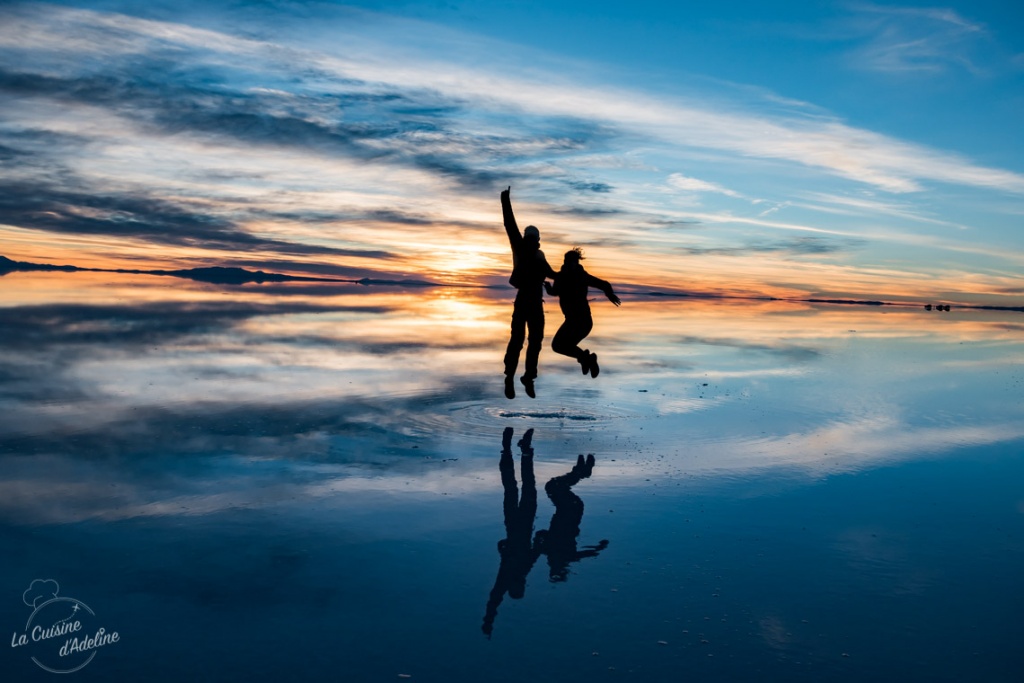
(586, 272, 621, 306)
(539, 251, 557, 280)
(500, 186, 521, 248)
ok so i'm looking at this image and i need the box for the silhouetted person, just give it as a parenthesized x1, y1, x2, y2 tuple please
(501, 186, 556, 399)
(546, 248, 620, 378)
(536, 454, 609, 582)
(482, 427, 541, 638)
(482, 430, 609, 637)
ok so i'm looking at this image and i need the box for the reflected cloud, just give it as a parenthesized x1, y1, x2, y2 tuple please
(1, 275, 1022, 528)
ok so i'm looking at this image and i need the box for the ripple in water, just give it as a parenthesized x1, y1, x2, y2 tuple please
(395, 398, 642, 444)
(496, 411, 596, 421)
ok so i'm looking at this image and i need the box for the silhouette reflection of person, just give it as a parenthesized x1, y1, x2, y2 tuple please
(482, 428, 608, 638)
(501, 186, 556, 400)
(537, 453, 608, 582)
(546, 247, 620, 377)
(482, 427, 540, 638)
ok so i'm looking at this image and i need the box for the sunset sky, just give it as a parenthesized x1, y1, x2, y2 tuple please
(1, 0, 1022, 305)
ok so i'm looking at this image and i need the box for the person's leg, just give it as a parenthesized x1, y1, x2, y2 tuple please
(500, 428, 518, 536)
(550, 319, 576, 358)
(503, 303, 528, 398)
(518, 429, 537, 513)
(521, 304, 544, 397)
(504, 309, 527, 376)
(552, 315, 593, 367)
(575, 315, 598, 377)
(523, 305, 544, 380)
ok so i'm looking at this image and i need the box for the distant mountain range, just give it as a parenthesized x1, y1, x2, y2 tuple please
(2, 255, 1020, 311)
(641, 289, 1022, 312)
(0, 255, 436, 287)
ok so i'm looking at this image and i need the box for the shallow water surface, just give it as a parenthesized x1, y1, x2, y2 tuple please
(1, 273, 1022, 681)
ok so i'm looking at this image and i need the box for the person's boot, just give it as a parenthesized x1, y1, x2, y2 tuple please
(504, 375, 515, 399)
(589, 352, 600, 378)
(521, 375, 536, 398)
(579, 349, 592, 375)
(517, 428, 534, 454)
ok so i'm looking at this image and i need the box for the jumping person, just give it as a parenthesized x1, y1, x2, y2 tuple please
(546, 247, 620, 378)
(501, 186, 556, 399)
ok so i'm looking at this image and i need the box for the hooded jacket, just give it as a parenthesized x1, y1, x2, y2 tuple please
(502, 195, 555, 297)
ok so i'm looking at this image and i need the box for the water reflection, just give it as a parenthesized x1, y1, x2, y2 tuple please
(482, 427, 607, 638)
(538, 452, 608, 582)
(1, 271, 1022, 488)
(1, 272, 1022, 681)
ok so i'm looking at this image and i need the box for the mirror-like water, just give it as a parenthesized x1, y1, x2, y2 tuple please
(2, 272, 1022, 681)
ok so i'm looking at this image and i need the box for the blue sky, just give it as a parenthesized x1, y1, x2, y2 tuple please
(0, 0, 1022, 303)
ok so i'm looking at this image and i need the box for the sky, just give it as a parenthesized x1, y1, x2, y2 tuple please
(0, 0, 1022, 305)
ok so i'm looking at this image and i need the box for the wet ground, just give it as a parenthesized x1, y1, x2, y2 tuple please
(2, 272, 1022, 681)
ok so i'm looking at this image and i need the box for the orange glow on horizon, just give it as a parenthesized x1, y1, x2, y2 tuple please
(3, 220, 1022, 309)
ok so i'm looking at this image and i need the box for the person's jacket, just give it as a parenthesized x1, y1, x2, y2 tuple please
(549, 264, 615, 318)
(503, 196, 554, 297)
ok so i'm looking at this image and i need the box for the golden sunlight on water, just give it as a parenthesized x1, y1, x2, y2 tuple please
(1, 269, 1023, 528)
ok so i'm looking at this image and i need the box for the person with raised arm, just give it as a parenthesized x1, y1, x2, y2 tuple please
(500, 186, 556, 399)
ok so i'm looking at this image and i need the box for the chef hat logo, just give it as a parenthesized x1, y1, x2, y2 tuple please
(23, 579, 60, 609)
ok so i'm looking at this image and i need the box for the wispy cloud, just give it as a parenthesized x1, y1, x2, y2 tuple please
(675, 235, 862, 258)
(4, 2, 1021, 196)
(667, 173, 744, 198)
(0, 176, 400, 259)
(0, 2, 1021, 300)
(846, 3, 990, 75)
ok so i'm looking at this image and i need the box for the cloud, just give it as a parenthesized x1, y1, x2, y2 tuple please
(0, 65, 510, 191)
(0, 143, 28, 160)
(548, 206, 623, 218)
(0, 298, 396, 349)
(0, 1, 1021, 301)
(2, 2, 1021, 200)
(0, 380, 491, 460)
(795, 192, 969, 229)
(0, 177, 400, 258)
(566, 180, 613, 193)
(227, 258, 419, 282)
(676, 236, 862, 257)
(847, 3, 991, 75)
(0, 296, 495, 423)
(673, 335, 823, 362)
(667, 173, 743, 198)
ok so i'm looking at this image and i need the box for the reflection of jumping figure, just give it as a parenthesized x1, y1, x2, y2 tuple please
(482, 428, 608, 638)
(482, 428, 540, 637)
(501, 187, 556, 399)
(536, 453, 608, 582)
(546, 248, 620, 378)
